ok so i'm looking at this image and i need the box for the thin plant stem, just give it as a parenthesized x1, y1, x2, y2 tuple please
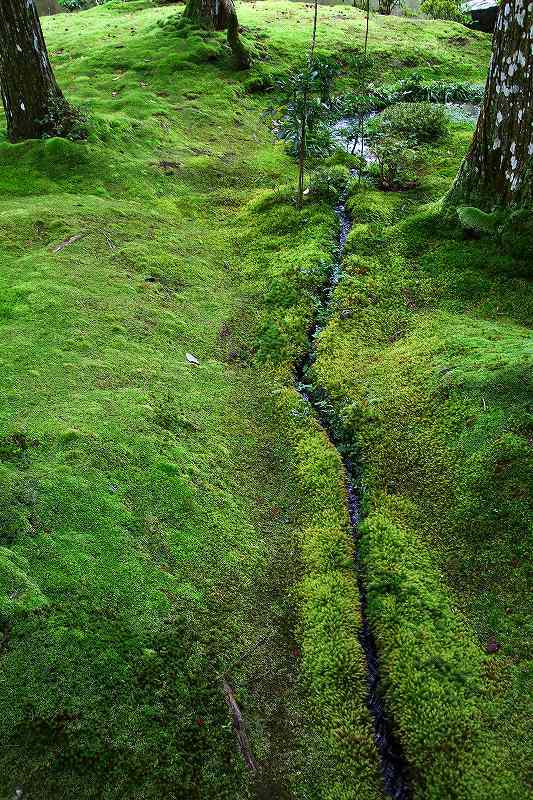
(358, 0, 370, 184)
(298, 0, 318, 208)
(311, 0, 319, 56)
(297, 80, 308, 209)
(364, 0, 370, 55)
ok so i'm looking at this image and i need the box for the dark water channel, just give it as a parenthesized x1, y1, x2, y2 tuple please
(295, 199, 411, 798)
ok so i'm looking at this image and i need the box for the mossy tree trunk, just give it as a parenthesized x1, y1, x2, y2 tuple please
(448, 0, 532, 209)
(0, 0, 76, 142)
(183, 0, 229, 30)
(183, 0, 250, 67)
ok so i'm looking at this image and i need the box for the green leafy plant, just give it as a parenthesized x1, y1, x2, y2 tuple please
(390, 73, 484, 104)
(276, 57, 340, 201)
(277, 102, 336, 159)
(310, 55, 339, 104)
(373, 101, 449, 143)
(367, 131, 418, 189)
(420, 0, 469, 23)
(308, 165, 351, 201)
(58, 0, 105, 9)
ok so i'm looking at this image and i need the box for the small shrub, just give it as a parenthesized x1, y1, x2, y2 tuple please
(373, 101, 449, 144)
(278, 108, 336, 159)
(309, 165, 351, 201)
(389, 72, 484, 104)
(310, 55, 340, 104)
(367, 134, 418, 190)
(420, 0, 469, 23)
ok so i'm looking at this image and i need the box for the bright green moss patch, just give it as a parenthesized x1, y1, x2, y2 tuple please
(237, 194, 336, 370)
(360, 510, 525, 799)
(232, 183, 384, 796)
(0, 3, 324, 798)
(269, 388, 382, 800)
(311, 124, 532, 797)
(0, 1, 501, 797)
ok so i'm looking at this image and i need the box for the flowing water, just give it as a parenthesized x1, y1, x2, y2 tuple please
(295, 198, 411, 799)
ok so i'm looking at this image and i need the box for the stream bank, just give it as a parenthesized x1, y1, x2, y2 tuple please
(294, 195, 411, 799)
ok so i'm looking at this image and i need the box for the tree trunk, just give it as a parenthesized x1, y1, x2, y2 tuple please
(183, 0, 250, 67)
(183, 0, 229, 30)
(448, 0, 532, 209)
(0, 0, 76, 142)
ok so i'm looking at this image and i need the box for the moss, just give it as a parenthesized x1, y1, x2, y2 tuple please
(311, 132, 532, 796)
(268, 388, 382, 800)
(457, 205, 501, 233)
(0, 1, 501, 797)
(501, 208, 533, 261)
(347, 188, 407, 225)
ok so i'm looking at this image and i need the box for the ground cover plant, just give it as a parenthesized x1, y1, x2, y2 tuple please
(1, 1, 530, 800)
(306, 121, 532, 798)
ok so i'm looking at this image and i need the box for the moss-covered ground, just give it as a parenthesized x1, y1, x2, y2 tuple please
(1, 1, 529, 799)
(308, 125, 532, 798)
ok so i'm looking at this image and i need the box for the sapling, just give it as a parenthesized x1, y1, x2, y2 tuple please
(297, 0, 319, 209)
(277, 59, 339, 207)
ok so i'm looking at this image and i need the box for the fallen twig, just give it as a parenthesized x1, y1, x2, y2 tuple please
(53, 233, 85, 253)
(222, 678, 257, 773)
(102, 232, 116, 250)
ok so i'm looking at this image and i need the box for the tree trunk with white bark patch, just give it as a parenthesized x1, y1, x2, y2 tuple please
(0, 0, 77, 142)
(448, 0, 533, 209)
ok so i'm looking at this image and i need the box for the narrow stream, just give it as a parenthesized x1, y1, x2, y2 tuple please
(295, 199, 411, 800)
